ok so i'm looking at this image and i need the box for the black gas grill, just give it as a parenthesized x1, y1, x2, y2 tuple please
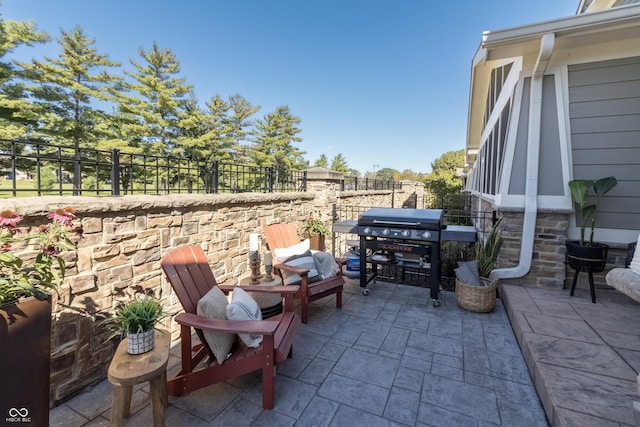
(357, 208, 444, 306)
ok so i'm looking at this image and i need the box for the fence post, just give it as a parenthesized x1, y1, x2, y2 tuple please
(110, 149, 120, 196)
(266, 167, 273, 192)
(391, 181, 395, 208)
(301, 171, 307, 192)
(210, 160, 219, 193)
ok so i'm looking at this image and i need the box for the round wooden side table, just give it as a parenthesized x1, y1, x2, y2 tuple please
(238, 274, 284, 318)
(107, 330, 170, 427)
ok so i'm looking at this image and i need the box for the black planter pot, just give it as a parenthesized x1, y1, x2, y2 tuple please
(566, 241, 609, 303)
(0, 296, 52, 426)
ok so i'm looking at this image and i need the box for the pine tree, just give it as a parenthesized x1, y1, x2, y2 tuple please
(314, 154, 328, 168)
(17, 26, 123, 193)
(228, 94, 259, 163)
(0, 15, 49, 141)
(330, 154, 348, 174)
(251, 106, 304, 167)
(251, 106, 305, 189)
(120, 42, 193, 157)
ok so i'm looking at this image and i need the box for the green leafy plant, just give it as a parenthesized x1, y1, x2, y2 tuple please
(568, 176, 617, 245)
(303, 216, 330, 236)
(0, 207, 82, 306)
(475, 218, 504, 278)
(106, 294, 165, 339)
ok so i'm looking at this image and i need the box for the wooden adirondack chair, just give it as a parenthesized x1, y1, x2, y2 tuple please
(264, 223, 346, 324)
(160, 245, 300, 409)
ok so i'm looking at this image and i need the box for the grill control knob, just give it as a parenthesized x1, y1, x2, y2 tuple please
(421, 231, 431, 239)
(401, 230, 410, 238)
(363, 227, 371, 234)
(382, 228, 390, 236)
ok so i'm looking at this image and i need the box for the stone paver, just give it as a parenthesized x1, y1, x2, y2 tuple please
(52, 278, 554, 426)
(501, 284, 640, 427)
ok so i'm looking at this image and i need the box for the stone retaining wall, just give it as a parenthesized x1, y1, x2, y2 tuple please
(0, 179, 424, 406)
(474, 196, 629, 288)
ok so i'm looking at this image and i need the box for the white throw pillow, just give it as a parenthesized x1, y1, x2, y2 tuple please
(196, 286, 235, 365)
(630, 234, 640, 275)
(274, 239, 319, 285)
(226, 288, 263, 348)
(273, 238, 310, 258)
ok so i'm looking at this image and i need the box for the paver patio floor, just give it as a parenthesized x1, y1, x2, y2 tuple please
(51, 278, 552, 426)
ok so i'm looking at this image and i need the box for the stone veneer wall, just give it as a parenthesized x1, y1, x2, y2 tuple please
(474, 196, 629, 288)
(0, 179, 424, 406)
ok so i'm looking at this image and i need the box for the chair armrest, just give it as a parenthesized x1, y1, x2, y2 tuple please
(175, 312, 279, 335)
(273, 261, 309, 277)
(219, 284, 300, 296)
(236, 285, 300, 296)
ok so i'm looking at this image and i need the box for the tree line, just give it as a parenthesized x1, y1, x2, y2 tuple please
(0, 10, 465, 199)
(0, 15, 312, 178)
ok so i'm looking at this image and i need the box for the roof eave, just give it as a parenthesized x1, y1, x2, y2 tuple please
(482, 3, 640, 49)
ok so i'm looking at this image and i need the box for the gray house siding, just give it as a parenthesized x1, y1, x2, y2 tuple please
(508, 78, 529, 196)
(539, 75, 564, 196)
(568, 57, 640, 231)
(507, 75, 564, 196)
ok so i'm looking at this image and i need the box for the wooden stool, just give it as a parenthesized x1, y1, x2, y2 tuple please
(107, 330, 170, 427)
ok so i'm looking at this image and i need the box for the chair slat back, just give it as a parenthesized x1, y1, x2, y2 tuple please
(264, 223, 301, 250)
(161, 246, 218, 314)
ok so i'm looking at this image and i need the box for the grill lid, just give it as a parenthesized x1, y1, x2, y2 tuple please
(358, 208, 443, 230)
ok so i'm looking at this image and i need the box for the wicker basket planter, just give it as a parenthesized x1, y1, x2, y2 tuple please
(455, 277, 498, 313)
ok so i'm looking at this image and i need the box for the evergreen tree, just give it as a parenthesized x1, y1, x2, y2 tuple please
(17, 26, 123, 193)
(251, 106, 305, 188)
(228, 94, 259, 163)
(251, 105, 305, 168)
(330, 153, 348, 174)
(120, 42, 193, 157)
(0, 14, 49, 140)
(178, 94, 234, 163)
(314, 154, 328, 168)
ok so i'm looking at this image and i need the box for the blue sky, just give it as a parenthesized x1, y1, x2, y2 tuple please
(2, 0, 577, 175)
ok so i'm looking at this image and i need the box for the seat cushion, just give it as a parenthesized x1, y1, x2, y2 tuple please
(197, 286, 235, 365)
(274, 239, 320, 285)
(226, 288, 263, 348)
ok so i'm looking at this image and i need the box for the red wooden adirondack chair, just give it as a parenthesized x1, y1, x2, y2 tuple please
(264, 223, 346, 324)
(160, 245, 300, 409)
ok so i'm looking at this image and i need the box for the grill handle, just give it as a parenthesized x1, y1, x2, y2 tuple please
(372, 220, 422, 226)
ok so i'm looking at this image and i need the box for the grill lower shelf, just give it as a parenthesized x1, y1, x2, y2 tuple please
(367, 264, 433, 287)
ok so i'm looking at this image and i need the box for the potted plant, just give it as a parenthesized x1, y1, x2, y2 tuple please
(567, 176, 617, 269)
(567, 176, 617, 302)
(106, 294, 165, 354)
(302, 216, 330, 251)
(0, 207, 82, 426)
(455, 218, 503, 313)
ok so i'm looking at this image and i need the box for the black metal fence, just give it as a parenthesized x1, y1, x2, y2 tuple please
(341, 176, 396, 191)
(0, 140, 308, 197)
(331, 200, 497, 291)
(0, 140, 401, 198)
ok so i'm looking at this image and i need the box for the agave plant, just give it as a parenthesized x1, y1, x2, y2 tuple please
(568, 176, 617, 246)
